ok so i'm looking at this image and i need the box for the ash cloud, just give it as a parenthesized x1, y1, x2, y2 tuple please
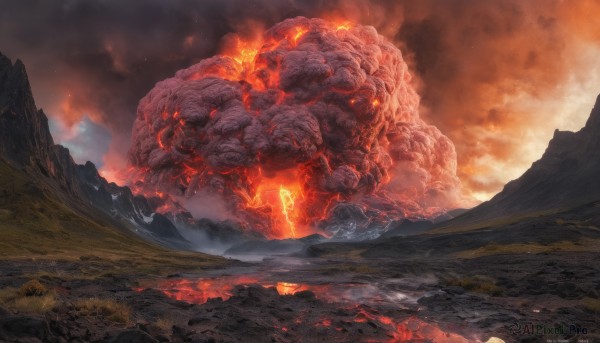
(129, 17, 461, 237)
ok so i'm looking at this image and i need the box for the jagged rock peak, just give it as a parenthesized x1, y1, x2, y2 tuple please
(0, 54, 36, 112)
(0, 52, 55, 166)
(0, 53, 192, 249)
(583, 92, 600, 132)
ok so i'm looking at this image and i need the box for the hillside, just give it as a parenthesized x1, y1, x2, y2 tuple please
(0, 52, 227, 272)
(434, 93, 600, 233)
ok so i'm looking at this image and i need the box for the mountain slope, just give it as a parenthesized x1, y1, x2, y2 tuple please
(0, 52, 224, 267)
(307, 93, 600, 259)
(436, 93, 600, 231)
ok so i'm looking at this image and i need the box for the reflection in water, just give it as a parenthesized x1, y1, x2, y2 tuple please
(135, 276, 406, 305)
(353, 308, 471, 343)
(136, 275, 260, 304)
(136, 276, 335, 304)
(134, 276, 497, 342)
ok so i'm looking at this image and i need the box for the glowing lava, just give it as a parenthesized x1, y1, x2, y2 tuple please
(335, 22, 351, 31)
(290, 26, 308, 46)
(279, 185, 297, 238)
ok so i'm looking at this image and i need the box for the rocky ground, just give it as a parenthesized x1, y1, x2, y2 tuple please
(0, 248, 598, 343)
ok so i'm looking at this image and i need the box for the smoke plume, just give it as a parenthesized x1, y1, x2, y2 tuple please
(128, 17, 461, 238)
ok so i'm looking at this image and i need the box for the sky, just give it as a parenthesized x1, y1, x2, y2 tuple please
(1, 0, 599, 202)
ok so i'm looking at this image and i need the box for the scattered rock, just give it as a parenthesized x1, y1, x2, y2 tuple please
(294, 290, 316, 299)
(109, 329, 158, 343)
(0, 316, 49, 341)
(0, 307, 11, 318)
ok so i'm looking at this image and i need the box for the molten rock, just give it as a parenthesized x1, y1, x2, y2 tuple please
(128, 17, 462, 238)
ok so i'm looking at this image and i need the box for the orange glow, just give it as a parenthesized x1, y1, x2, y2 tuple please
(353, 309, 471, 343)
(136, 276, 260, 304)
(275, 282, 309, 295)
(131, 19, 396, 239)
(335, 22, 352, 31)
(372, 99, 380, 107)
(316, 319, 332, 327)
(157, 127, 167, 149)
(243, 173, 310, 238)
(137, 278, 330, 304)
(98, 166, 130, 185)
(279, 185, 297, 238)
(289, 27, 308, 46)
(232, 45, 259, 67)
(136, 277, 471, 341)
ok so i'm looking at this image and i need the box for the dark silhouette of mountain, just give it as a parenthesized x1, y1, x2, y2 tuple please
(440, 93, 600, 229)
(0, 52, 190, 249)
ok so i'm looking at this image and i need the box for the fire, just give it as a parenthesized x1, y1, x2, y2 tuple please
(243, 174, 308, 238)
(289, 26, 308, 46)
(335, 22, 351, 31)
(279, 186, 297, 238)
(233, 45, 259, 68)
(275, 282, 309, 295)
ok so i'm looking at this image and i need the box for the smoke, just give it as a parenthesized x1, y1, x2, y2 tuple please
(1, 0, 599, 202)
(390, 0, 600, 200)
(176, 191, 234, 222)
(128, 17, 461, 237)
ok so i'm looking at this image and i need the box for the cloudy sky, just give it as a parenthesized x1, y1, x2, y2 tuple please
(1, 0, 599, 201)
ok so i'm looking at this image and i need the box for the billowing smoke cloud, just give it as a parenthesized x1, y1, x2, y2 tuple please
(1, 0, 599, 202)
(129, 18, 461, 237)
(390, 0, 600, 200)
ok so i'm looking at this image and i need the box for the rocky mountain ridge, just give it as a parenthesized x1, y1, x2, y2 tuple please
(0, 52, 190, 249)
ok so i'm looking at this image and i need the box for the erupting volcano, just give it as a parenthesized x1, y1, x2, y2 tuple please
(128, 17, 462, 238)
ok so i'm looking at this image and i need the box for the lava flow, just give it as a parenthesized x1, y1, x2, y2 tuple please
(128, 16, 463, 238)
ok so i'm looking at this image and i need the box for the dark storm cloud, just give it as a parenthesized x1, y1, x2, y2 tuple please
(0, 0, 347, 168)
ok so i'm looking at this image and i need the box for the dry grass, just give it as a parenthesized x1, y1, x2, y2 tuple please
(75, 298, 131, 325)
(155, 317, 174, 331)
(581, 297, 600, 313)
(448, 275, 503, 296)
(12, 294, 56, 313)
(0, 161, 229, 276)
(0, 281, 56, 313)
(317, 263, 379, 275)
(432, 209, 559, 234)
(18, 279, 48, 296)
(454, 239, 600, 259)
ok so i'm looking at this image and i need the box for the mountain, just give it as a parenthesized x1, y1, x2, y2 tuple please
(0, 52, 192, 252)
(438, 93, 600, 230)
(308, 94, 600, 260)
